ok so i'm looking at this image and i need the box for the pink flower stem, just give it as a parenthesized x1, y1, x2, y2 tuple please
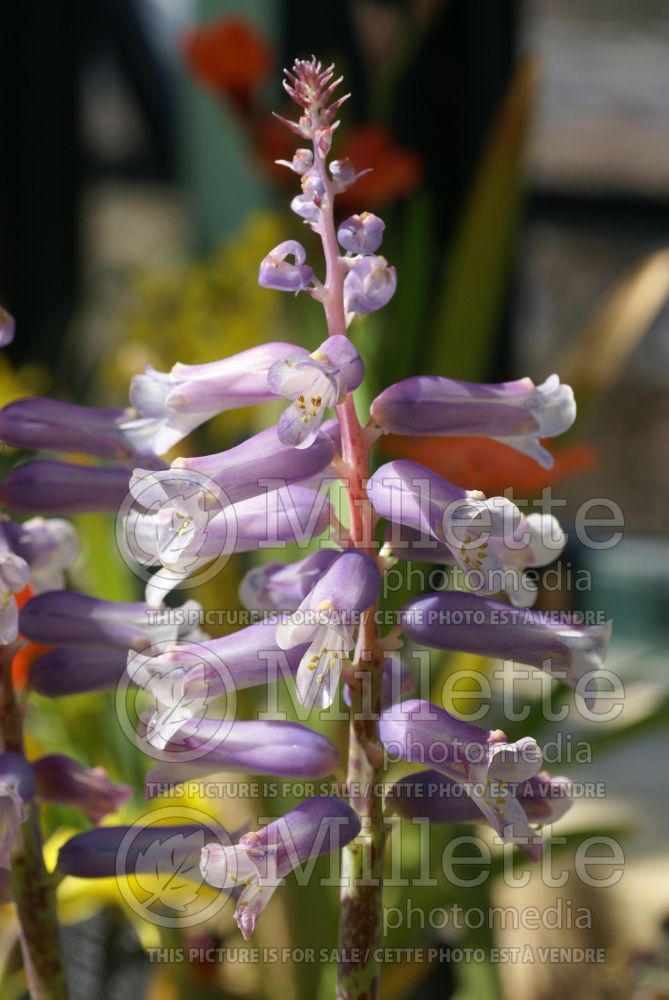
(314, 137, 386, 1000)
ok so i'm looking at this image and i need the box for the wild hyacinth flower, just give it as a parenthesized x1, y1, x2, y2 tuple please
(200, 797, 360, 940)
(0, 530, 30, 644)
(0, 397, 157, 464)
(258, 240, 314, 291)
(144, 719, 340, 796)
(369, 459, 565, 606)
(0, 306, 15, 347)
(276, 551, 381, 708)
(0, 460, 133, 515)
(128, 342, 309, 454)
(386, 769, 573, 836)
(32, 755, 131, 824)
(29, 647, 129, 697)
(380, 699, 545, 856)
(400, 591, 611, 701)
(2, 517, 79, 593)
(0, 752, 35, 868)
(239, 549, 340, 612)
(268, 334, 363, 447)
(371, 374, 576, 469)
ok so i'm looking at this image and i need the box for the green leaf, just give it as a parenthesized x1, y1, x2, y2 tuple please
(429, 58, 537, 380)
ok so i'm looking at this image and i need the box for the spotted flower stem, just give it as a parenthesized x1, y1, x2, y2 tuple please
(310, 104, 385, 1000)
(0, 648, 68, 1000)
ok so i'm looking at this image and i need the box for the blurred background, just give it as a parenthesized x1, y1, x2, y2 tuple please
(0, 1, 668, 998)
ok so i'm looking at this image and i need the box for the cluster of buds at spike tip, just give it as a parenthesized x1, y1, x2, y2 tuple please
(276, 57, 350, 143)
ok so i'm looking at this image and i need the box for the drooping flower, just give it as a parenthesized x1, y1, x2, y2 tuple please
(276, 550, 381, 708)
(380, 699, 545, 857)
(2, 517, 79, 592)
(29, 647, 129, 697)
(386, 769, 573, 836)
(343, 255, 396, 317)
(370, 374, 576, 469)
(20, 592, 202, 652)
(32, 755, 131, 824)
(368, 459, 565, 606)
(144, 720, 340, 796)
(400, 591, 611, 703)
(0, 460, 133, 515)
(239, 549, 340, 612)
(337, 213, 385, 255)
(127, 342, 307, 455)
(0, 752, 35, 868)
(0, 530, 30, 644)
(200, 797, 360, 940)
(268, 335, 363, 447)
(0, 398, 157, 464)
(258, 240, 314, 292)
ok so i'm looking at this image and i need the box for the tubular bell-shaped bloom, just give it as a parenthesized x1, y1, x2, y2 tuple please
(125, 482, 334, 606)
(276, 550, 381, 708)
(20, 592, 202, 652)
(386, 769, 572, 834)
(0, 752, 35, 868)
(0, 398, 157, 464)
(128, 342, 308, 455)
(258, 240, 314, 292)
(0, 530, 30, 644)
(337, 213, 385, 254)
(268, 335, 364, 448)
(343, 254, 396, 317)
(400, 591, 611, 702)
(380, 699, 545, 857)
(0, 460, 132, 515)
(57, 823, 228, 879)
(200, 797, 360, 940)
(162, 424, 336, 503)
(29, 647, 129, 697)
(368, 459, 565, 607)
(2, 517, 79, 593)
(239, 549, 341, 612)
(145, 720, 340, 796)
(370, 374, 576, 469)
(32, 755, 131, 824)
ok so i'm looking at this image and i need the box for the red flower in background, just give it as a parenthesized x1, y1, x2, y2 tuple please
(379, 435, 599, 498)
(337, 127, 423, 208)
(182, 17, 273, 113)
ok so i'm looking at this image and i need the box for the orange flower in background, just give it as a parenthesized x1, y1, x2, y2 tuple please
(379, 434, 599, 498)
(338, 126, 423, 207)
(182, 17, 273, 112)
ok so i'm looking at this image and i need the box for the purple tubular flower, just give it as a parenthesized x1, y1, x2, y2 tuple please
(29, 648, 129, 697)
(0, 306, 15, 347)
(163, 425, 336, 502)
(200, 797, 360, 940)
(239, 549, 341, 612)
(0, 460, 131, 515)
(128, 342, 308, 455)
(370, 374, 576, 469)
(32, 755, 131, 823)
(343, 255, 396, 316)
(291, 194, 320, 223)
(125, 483, 334, 607)
(0, 397, 156, 463)
(368, 460, 565, 607)
(0, 752, 35, 868)
(126, 620, 309, 725)
(258, 240, 314, 292)
(400, 591, 611, 703)
(57, 823, 227, 878)
(380, 699, 545, 857)
(276, 550, 381, 708)
(19, 592, 202, 652)
(0, 529, 30, 644)
(337, 213, 385, 254)
(268, 335, 364, 448)
(386, 770, 572, 835)
(2, 516, 79, 592)
(144, 720, 340, 796)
